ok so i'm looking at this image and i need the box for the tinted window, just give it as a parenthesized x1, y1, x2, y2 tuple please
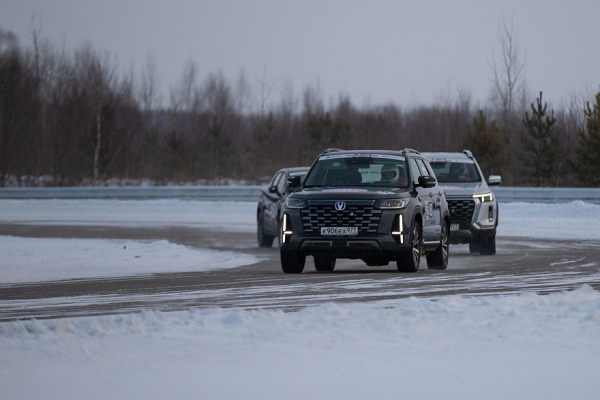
(272, 172, 283, 189)
(303, 154, 408, 187)
(408, 158, 421, 182)
(277, 172, 287, 194)
(415, 159, 431, 177)
(429, 160, 481, 183)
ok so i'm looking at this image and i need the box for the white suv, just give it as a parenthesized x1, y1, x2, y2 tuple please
(422, 150, 501, 255)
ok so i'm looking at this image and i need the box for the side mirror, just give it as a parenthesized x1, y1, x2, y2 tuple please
(287, 175, 301, 189)
(418, 175, 437, 188)
(268, 185, 279, 194)
(488, 175, 502, 186)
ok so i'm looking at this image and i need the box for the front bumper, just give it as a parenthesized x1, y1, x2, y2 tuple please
(280, 208, 412, 257)
(449, 198, 498, 244)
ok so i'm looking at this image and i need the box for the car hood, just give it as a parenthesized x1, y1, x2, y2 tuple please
(439, 181, 491, 197)
(291, 186, 410, 201)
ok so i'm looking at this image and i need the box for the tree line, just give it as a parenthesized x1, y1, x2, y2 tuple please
(1, 25, 599, 187)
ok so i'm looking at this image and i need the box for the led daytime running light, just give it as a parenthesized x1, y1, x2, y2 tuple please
(391, 214, 404, 244)
(282, 214, 293, 243)
(473, 192, 494, 203)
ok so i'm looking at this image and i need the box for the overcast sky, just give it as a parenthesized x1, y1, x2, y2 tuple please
(1, 0, 599, 110)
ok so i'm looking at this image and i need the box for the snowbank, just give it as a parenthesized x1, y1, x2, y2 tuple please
(0, 199, 256, 230)
(1, 286, 599, 400)
(0, 236, 261, 284)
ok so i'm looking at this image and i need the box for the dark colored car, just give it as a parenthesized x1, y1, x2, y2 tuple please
(422, 150, 501, 255)
(278, 148, 451, 273)
(257, 167, 310, 247)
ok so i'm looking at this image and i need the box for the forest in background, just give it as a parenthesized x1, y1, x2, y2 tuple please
(1, 20, 599, 188)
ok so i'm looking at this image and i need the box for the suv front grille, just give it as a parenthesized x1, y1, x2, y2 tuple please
(447, 198, 475, 228)
(300, 204, 382, 235)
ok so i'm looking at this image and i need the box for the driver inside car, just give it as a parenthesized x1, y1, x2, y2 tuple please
(380, 164, 405, 185)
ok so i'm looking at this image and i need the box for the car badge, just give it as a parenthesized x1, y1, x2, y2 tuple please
(334, 201, 346, 211)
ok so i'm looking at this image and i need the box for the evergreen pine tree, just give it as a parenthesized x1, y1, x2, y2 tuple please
(461, 110, 508, 177)
(521, 92, 561, 186)
(575, 92, 600, 187)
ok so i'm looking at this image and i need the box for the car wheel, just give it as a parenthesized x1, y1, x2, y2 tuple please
(314, 255, 336, 272)
(397, 222, 421, 272)
(427, 221, 449, 270)
(479, 237, 496, 255)
(281, 250, 306, 273)
(257, 211, 275, 248)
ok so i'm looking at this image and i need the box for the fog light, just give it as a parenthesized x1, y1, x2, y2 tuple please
(488, 206, 494, 222)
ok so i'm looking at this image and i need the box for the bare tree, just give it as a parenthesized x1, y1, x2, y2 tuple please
(204, 72, 233, 179)
(138, 54, 162, 112)
(254, 66, 282, 118)
(233, 69, 252, 116)
(488, 13, 528, 119)
(488, 13, 528, 185)
(169, 59, 200, 115)
(302, 78, 325, 118)
(0, 28, 43, 186)
(74, 45, 118, 183)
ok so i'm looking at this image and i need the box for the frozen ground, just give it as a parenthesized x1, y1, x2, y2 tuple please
(0, 199, 598, 283)
(1, 200, 600, 399)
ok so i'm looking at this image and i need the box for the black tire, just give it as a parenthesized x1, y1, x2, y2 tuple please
(257, 212, 275, 248)
(281, 250, 306, 273)
(427, 221, 449, 270)
(314, 255, 336, 272)
(397, 222, 421, 272)
(479, 237, 496, 255)
(469, 241, 480, 254)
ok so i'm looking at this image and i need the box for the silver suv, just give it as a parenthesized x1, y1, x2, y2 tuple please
(422, 150, 501, 255)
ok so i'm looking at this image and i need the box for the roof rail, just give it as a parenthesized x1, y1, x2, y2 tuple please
(323, 148, 344, 154)
(402, 148, 420, 155)
(463, 149, 474, 158)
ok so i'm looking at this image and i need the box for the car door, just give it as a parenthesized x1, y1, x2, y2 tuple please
(264, 172, 284, 234)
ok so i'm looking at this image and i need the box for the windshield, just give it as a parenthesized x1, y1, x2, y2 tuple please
(429, 159, 481, 183)
(304, 153, 409, 188)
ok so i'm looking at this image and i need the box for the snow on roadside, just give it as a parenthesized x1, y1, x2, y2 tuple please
(497, 200, 600, 241)
(0, 236, 261, 284)
(0, 199, 256, 230)
(0, 285, 599, 400)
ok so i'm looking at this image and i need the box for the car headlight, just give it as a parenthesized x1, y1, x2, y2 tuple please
(285, 198, 308, 209)
(473, 192, 494, 203)
(376, 199, 409, 209)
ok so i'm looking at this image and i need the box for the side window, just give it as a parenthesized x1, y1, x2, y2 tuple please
(272, 172, 283, 192)
(415, 159, 430, 177)
(277, 172, 287, 194)
(408, 158, 421, 182)
(421, 159, 436, 176)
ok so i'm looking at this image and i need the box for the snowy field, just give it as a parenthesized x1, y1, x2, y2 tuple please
(1, 199, 600, 399)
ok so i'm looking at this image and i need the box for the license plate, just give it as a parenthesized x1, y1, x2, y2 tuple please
(450, 223, 460, 231)
(321, 227, 358, 236)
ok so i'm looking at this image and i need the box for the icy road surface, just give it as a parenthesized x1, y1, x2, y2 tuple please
(1, 199, 600, 400)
